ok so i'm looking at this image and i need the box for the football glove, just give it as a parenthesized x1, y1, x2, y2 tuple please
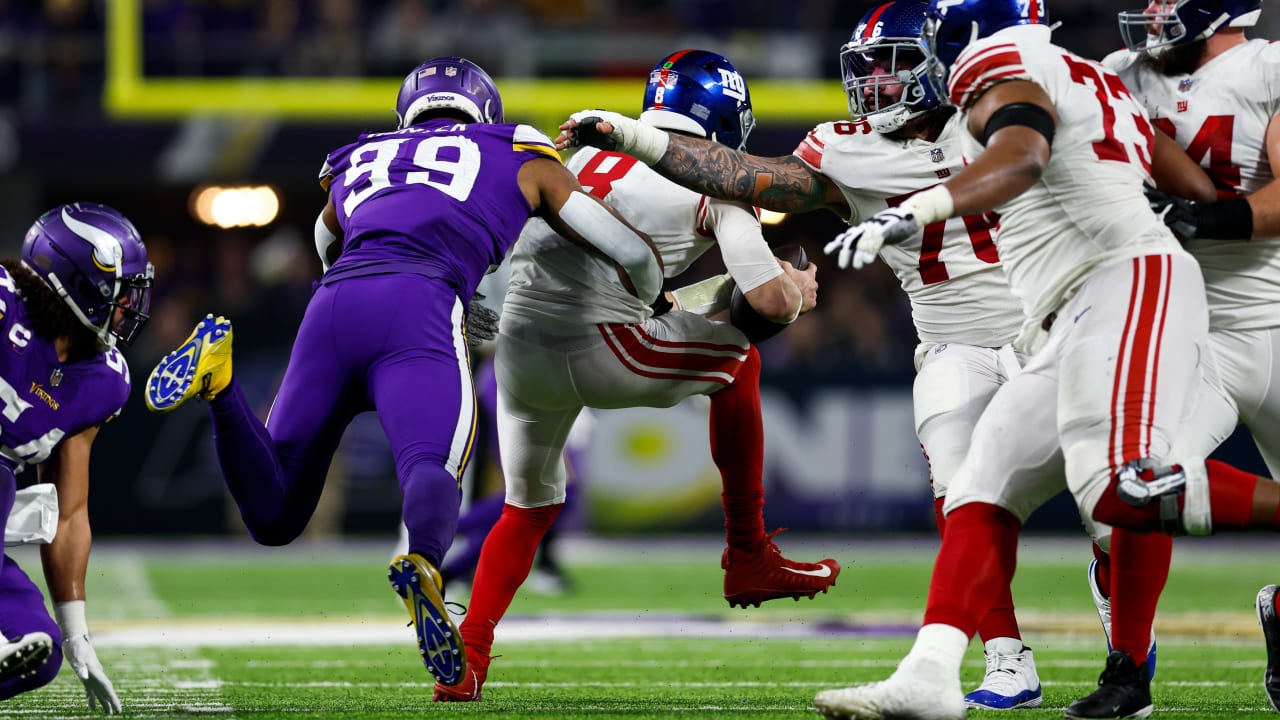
(1145, 184, 1254, 241)
(1144, 185, 1201, 239)
(824, 206, 923, 270)
(63, 633, 121, 714)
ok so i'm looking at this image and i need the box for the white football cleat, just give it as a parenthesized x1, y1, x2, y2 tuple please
(0, 632, 53, 683)
(963, 637, 1043, 709)
(813, 656, 965, 720)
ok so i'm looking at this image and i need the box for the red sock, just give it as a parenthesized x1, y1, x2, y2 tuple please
(459, 503, 562, 657)
(923, 502, 1021, 637)
(710, 345, 766, 552)
(1092, 541, 1111, 598)
(935, 495, 1020, 642)
(975, 574, 1022, 642)
(1109, 528, 1169, 667)
(1205, 459, 1263, 529)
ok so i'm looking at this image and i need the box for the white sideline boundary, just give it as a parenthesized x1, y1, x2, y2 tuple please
(92, 615, 848, 648)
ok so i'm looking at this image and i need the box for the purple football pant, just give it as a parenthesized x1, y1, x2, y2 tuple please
(0, 475, 62, 700)
(209, 275, 474, 564)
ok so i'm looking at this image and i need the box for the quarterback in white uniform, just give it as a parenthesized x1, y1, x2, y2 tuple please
(805, 0, 1261, 717)
(1107, 0, 1280, 711)
(558, 3, 1041, 707)
(436, 50, 839, 704)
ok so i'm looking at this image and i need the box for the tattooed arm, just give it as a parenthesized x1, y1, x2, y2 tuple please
(558, 113, 849, 217)
(654, 133, 849, 216)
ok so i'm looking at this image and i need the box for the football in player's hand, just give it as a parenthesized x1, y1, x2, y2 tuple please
(729, 243, 808, 344)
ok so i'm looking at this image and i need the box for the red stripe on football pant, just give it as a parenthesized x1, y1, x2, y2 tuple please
(625, 322, 748, 355)
(613, 324, 746, 374)
(1108, 258, 1142, 468)
(1140, 255, 1172, 458)
(599, 325, 737, 385)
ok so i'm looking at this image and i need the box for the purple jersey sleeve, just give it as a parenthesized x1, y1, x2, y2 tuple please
(321, 119, 560, 299)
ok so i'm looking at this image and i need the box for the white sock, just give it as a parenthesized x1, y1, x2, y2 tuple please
(985, 636, 1024, 656)
(900, 623, 969, 677)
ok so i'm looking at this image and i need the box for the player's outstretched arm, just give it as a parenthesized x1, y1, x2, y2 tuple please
(519, 156, 664, 302)
(557, 112, 841, 214)
(39, 426, 123, 715)
(823, 80, 1055, 271)
(951, 80, 1056, 217)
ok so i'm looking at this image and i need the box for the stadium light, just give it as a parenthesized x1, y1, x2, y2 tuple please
(190, 185, 280, 228)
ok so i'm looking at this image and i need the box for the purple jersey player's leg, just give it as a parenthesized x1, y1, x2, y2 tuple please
(0, 554, 62, 699)
(207, 281, 365, 545)
(442, 358, 501, 583)
(362, 275, 474, 566)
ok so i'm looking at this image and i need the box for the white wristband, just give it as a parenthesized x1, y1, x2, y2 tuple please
(623, 122, 670, 166)
(574, 110, 670, 166)
(902, 185, 956, 225)
(55, 600, 89, 639)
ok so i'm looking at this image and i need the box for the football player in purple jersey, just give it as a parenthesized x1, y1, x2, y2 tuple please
(142, 56, 663, 688)
(0, 202, 154, 714)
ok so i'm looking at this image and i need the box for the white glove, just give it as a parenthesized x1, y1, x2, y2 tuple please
(823, 185, 955, 270)
(56, 601, 121, 714)
(63, 634, 121, 714)
(824, 207, 923, 270)
(559, 110, 669, 165)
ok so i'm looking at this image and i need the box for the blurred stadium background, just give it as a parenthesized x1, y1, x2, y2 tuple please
(0, 0, 1275, 545)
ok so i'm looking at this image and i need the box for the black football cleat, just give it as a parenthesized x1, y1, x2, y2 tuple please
(1066, 650, 1152, 719)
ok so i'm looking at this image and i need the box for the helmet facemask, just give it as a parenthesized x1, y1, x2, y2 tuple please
(841, 38, 940, 133)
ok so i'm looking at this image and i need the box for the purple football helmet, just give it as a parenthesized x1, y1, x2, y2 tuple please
(924, 0, 1051, 70)
(22, 203, 154, 347)
(395, 57, 503, 128)
(841, 0, 946, 133)
(641, 49, 755, 151)
(1119, 0, 1261, 53)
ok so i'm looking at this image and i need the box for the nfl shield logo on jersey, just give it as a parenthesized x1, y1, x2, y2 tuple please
(1178, 78, 1193, 92)
(930, 147, 945, 163)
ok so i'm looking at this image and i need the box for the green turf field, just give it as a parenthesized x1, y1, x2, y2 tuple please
(2, 536, 1277, 719)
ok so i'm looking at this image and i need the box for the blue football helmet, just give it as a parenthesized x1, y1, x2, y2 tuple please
(22, 203, 154, 347)
(640, 49, 755, 151)
(923, 0, 1051, 70)
(396, 56, 503, 128)
(1119, 0, 1261, 53)
(841, 0, 946, 133)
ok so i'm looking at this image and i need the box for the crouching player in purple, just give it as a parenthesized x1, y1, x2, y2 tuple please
(0, 203, 153, 714)
(142, 56, 664, 688)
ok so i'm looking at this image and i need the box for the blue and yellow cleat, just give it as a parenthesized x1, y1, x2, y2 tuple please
(145, 314, 234, 413)
(389, 553, 467, 686)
